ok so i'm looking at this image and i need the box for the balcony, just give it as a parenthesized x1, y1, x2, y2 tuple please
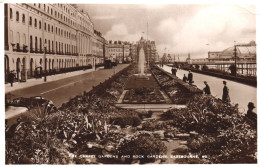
(16, 43, 22, 52)
(23, 45, 28, 53)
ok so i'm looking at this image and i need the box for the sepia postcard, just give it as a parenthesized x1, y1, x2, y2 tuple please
(3, 0, 258, 165)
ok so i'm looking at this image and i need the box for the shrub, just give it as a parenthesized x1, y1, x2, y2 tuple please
(136, 110, 152, 119)
(141, 120, 168, 131)
(202, 65, 208, 71)
(229, 64, 236, 76)
(165, 95, 257, 163)
(116, 133, 167, 164)
(109, 110, 141, 128)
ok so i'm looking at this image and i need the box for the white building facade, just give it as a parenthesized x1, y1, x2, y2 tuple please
(107, 42, 130, 63)
(4, 3, 103, 82)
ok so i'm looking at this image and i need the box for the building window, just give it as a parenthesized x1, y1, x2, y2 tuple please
(30, 35, 33, 50)
(38, 4, 41, 8)
(29, 16, 32, 26)
(44, 4, 46, 11)
(56, 41, 58, 52)
(48, 24, 50, 32)
(47, 6, 49, 13)
(40, 38, 42, 51)
(44, 22, 46, 30)
(52, 41, 54, 52)
(34, 18, 37, 28)
(39, 21, 41, 29)
(16, 11, 19, 22)
(10, 8, 13, 19)
(56, 27, 57, 34)
(55, 11, 57, 17)
(35, 37, 38, 51)
(22, 14, 25, 23)
(48, 40, 50, 52)
(51, 8, 53, 15)
(51, 26, 53, 33)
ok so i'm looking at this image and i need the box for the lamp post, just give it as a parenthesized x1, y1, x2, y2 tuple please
(44, 42, 47, 82)
(234, 41, 237, 77)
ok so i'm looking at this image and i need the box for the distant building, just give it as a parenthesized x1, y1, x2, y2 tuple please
(189, 41, 256, 64)
(129, 42, 137, 63)
(93, 30, 106, 65)
(107, 41, 130, 63)
(137, 37, 157, 63)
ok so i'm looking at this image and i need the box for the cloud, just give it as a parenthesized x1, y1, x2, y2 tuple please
(92, 15, 117, 20)
(82, 4, 256, 59)
(157, 4, 256, 58)
(105, 24, 143, 42)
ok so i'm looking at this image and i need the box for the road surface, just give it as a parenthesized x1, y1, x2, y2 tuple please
(8, 64, 129, 107)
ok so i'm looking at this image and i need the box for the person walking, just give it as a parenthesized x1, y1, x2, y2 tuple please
(171, 67, 177, 75)
(171, 67, 174, 75)
(188, 70, 193, 84)
(203, 81, 211, 95)
(222, 81, 230, 103)
(246, 102, 256, 121)
(173, 67, 177, 75)
(182, 74, 187, 82)
(8, 70, 16, 87)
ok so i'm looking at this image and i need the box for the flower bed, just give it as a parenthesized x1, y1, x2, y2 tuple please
(123, 88, 166, 104)
(151, 67, 198, 104)
(6, 64, 167, 164)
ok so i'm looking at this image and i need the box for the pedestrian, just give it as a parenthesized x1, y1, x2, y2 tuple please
(8, 70, 16, 87)
(222, 81, 230, 103)
(171, 67, 177, 75)
(246, 102, 256, 121)
(173, 68, 177, 75)
(182, 74, 187, 82)
(188, 70, 193, 84)
(203, 81, 211, 95)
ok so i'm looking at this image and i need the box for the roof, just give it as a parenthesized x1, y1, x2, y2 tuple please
(222, 46, 256, 58)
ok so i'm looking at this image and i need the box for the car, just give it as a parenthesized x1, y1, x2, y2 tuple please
(5, 96, 57, 129)
(5, 105, 28, 129)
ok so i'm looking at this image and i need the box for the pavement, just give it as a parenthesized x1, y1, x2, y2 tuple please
(5, 67, 99, 93)
(159, 65, 257, 114)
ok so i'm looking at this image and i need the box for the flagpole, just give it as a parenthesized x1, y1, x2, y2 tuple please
(147, 22, 149, 69)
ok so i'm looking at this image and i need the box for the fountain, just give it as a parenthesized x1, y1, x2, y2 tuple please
(135, 47, 149, 80)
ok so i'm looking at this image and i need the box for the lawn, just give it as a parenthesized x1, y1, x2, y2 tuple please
(124, 75, 160, 90)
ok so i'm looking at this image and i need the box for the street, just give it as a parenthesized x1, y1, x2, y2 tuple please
(7, 64, 128, 107)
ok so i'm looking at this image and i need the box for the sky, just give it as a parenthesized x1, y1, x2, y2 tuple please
(77, 4, 256, 60)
